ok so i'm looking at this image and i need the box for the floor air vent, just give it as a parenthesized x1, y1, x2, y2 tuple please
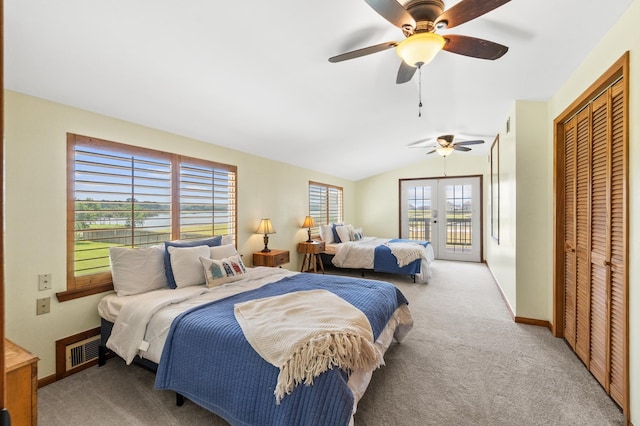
(66, 335, 100, 370)
(56, 327, 101, 380)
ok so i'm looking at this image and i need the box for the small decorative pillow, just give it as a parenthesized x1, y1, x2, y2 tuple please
(346, 224, 356, 239)
(167, 245, 210, 288)
(336, 225, 351, 243)
(109, 246, 168, 296)
(200, 254, 247, 288)
(353, 227, 364, 240)
(319, 225, 334, 243)
(210, 244, 238, 260)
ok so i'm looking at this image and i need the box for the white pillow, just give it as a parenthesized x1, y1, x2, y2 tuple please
(200, 254, 247, 288)
(167, 245, 210, 287)
(319, 225, 334, 243)
(221, 235, 233, 245)
(109, 246, 168, 296)
(210, 244, 238, 260)
(345, 224, 356, 239)
(336, 225, 351, 243)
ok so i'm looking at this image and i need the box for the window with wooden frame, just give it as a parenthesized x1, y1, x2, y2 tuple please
(308, 181, 343, 237)
(59, 133, 237, 301)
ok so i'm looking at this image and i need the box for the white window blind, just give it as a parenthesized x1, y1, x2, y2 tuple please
(309, 181, 343, 232)
(66, 134, 237, 298)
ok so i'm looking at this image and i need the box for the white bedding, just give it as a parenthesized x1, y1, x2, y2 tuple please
(330, 237, 434, 283)
(99, 266, 413, 423)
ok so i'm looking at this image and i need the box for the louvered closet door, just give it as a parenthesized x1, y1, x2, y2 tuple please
(561, 77, 627, 410)
(588, 91, 609, 388)
(574, 108, 591, 365)
(563, 117, 577, 350)
(608, 80, 626, 407)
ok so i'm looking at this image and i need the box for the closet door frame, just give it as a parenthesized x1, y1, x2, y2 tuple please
(552, 52, 629, 419)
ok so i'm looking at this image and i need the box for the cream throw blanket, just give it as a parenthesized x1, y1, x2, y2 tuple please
(234, 289, 382, 403)
(387, 241, 425, 267)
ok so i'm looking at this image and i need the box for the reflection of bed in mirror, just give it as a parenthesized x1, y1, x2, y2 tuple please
(98, 238, 413, 426)
(318, 224, 434, 283)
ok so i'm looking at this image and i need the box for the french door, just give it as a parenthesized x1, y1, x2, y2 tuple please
(400, 176, 481, 261)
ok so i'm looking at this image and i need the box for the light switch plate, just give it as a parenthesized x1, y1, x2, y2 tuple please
(36, 297, 50, 315)
(38, 273, 52, 291)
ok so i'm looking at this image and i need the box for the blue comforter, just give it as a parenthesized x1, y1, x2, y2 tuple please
(154, 273, 408, 426)
(373, 239, 430, 275)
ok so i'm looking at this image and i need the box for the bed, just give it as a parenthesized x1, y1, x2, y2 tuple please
(98, 240, 413, 426)
(322, 230, 434, 283)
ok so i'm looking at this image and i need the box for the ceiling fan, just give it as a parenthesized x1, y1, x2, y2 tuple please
(329, 0, 511, 84)
(409, 134, 485, 156)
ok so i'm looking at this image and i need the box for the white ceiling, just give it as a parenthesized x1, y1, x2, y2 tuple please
(5, 0, 633, 181)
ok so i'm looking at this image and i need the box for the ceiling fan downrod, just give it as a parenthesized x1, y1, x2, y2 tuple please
(417, 63, 423, 117)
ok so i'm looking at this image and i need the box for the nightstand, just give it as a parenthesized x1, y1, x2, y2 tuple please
(253, 249, 290, 268)
(298, 241, 325, 273)
(5, 339, 38, 426)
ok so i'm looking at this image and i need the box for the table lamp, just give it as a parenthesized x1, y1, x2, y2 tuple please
(256, 218, 276, 252)
(302, 216, 315, 243)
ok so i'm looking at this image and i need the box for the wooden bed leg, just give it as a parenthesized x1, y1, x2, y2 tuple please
(176, 393, 185, 406)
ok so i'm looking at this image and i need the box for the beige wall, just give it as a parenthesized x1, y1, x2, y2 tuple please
(4, 90, 355, 378)
(548, 1, 639, 421)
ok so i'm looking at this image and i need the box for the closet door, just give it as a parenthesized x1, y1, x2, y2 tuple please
(588, 91, 609, 387)
(574, 107, 591, 365)
(607, 79, 626, 407)
(562, 117, 577, 350)
(557, 55, 628, 417)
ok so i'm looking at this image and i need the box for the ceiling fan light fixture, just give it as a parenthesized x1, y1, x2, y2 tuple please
(436, 146, 454, 157)
(396, 33, 445, 67)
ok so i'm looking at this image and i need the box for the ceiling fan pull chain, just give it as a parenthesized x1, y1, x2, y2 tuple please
(418, 64, 423, 117)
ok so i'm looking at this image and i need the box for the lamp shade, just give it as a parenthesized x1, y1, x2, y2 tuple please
(436, 146, 455, 157)
(301, 216, 315, 228)
(256, 218, 276, 235)
(396, 33, 445, 67)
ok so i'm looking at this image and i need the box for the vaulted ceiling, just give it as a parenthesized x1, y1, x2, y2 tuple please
(5, 0, 634, 180)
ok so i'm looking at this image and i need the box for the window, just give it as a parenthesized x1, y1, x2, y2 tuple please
(308, 181, 343, 236)
(61, 134, 237, 301)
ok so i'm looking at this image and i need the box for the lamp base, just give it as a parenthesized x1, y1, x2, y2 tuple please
(261, 247, 272, 253)
(306, 228, 312, 243)
(262, 234, 271, 252)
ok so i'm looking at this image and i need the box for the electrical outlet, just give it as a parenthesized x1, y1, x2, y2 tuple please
(36, 297, 51, 315)
(38, 273, 52, 291)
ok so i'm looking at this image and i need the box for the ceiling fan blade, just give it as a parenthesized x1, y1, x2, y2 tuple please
(454, 145, 472, 152)
(329, 41, 398, 63)
(443, 34, 508, 60)
(426, 149, 437, 155)
(396, 61, 417, 84)
(453, 139, 485, 146)
(364, 0, 416, 29)
(435, 0, 511, 30)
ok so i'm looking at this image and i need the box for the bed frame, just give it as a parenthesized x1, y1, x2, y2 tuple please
(99, 318, 186, 406)
(320, 252, 422, 283)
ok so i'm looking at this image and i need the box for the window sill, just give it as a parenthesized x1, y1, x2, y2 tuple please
(56, 282, 114, 302)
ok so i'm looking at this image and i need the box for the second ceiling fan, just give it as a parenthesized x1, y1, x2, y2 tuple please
(410, 134, 485, 156)
(329, 0, 511, 84)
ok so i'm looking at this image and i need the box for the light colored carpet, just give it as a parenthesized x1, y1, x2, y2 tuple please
(38, 261, 625, 425)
